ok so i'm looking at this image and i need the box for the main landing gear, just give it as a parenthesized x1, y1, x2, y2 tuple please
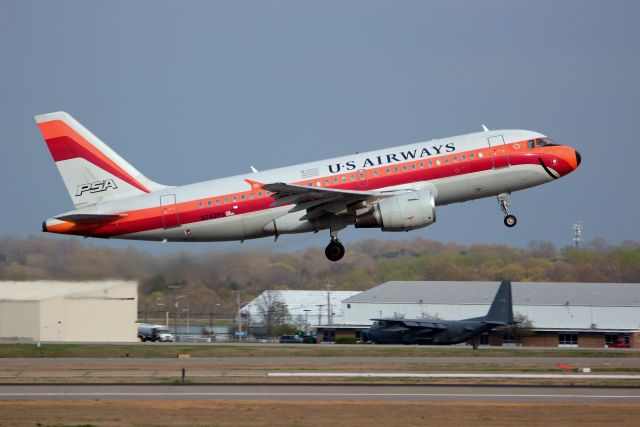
(498, 193, 517, 228)
(325, 230, 345, 261)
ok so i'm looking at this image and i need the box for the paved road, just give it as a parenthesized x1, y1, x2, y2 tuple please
(2, 356, 639, 366)
(0, 384, 639, 402)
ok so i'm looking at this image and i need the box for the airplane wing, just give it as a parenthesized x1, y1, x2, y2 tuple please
(262, 182, 383, 221)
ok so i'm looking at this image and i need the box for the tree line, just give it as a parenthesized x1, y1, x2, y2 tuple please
(1, 235, 639, 319)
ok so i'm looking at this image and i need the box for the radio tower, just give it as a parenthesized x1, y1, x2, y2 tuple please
(573, 222, 583, 248)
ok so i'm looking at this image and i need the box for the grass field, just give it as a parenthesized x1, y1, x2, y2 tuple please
(0, 343, 636, 359)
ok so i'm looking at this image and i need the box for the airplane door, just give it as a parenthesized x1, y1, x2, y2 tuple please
(160, 194, 180, 229)
(357, 169, 368, 188)
(487, 135, 510, 169)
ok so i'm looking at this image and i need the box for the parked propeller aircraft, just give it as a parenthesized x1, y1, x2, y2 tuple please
(36, 112, 580, 261)
(362, 280, 514, 345)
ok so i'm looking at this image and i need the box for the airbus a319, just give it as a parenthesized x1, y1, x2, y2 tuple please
(36, 112, 580, 261)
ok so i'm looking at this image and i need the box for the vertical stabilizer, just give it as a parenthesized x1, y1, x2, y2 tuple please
(35, 111, 169, 208)
(484, 280, 514, 324)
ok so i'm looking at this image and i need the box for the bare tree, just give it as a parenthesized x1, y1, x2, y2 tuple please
(502, 312, 534, 339)
(253, 291, 291, 338)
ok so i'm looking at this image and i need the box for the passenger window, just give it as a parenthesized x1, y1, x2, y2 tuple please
(224, 198, 229, 203)
(334, 177, 338, 183)
(258, 192, 262, 197)
(232, 196, 237, 202)
(528, 139, 535, 149)
(411, 164, 416, 169)
(308, 182, 313, 187)
(402, 165, 407, 171)
(325, 179, 330, 185)
(478, 152, 484, 158)
(207, 200, 212, 206)
(373, 170, 378, 176)
(241, 194, 246, 200)
(461, 154, 466, 160)
(341, 176, 347, 182)
(436, 160, 441, 166)
(444, 158, 449, 164)
(419, 162, 424, 168)
(394, 167, 399, 173)
(216, 200, 220, 205)
(198, 202, 203, 208)
(386, 168, 391, 174)
(428, 161, 433, 167)
(470, 153, 475, 159)
(249, 194, 254, 199)
(453, 156, 458, 162)
(350, 175, 355, 181)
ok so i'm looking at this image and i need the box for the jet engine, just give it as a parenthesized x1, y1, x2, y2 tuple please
(355, 189, 436, 231)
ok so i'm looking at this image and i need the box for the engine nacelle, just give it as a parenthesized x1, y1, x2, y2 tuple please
(355, 190, 436, 231)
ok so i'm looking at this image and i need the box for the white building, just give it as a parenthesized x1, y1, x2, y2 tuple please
(0, 281, 138, 342)
(243, 290, 360, 327)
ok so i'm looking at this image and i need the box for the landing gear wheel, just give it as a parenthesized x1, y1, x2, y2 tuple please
(504, 214, 517, 228)
(325, 240, 345, 261)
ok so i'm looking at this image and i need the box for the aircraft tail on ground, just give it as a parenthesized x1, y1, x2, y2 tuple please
(483, 280, 514, 324)
(35, 111, 168, 209)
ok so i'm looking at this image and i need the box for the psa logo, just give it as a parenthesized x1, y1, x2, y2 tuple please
(76, 179, 118, 196)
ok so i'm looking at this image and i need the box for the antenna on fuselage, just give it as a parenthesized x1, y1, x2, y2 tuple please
(250, 166, 258, 173)
(482, 124, 490, 132)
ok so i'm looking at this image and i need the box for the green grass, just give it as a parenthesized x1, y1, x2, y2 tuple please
(0, 343, 636, 358)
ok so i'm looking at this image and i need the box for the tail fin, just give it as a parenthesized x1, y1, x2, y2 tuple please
(484, 280, 514, 324)
(35, 112, 168, 208)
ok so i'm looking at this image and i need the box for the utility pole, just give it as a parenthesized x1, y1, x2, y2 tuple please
(168, 283, 182, 338)
(236, 290, 243, 341)
(316, 304, 325, 325)
(326, 281, 334, 326)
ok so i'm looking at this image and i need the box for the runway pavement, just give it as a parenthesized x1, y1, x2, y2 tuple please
(3, 356, 639, 366)
(0, 384, 639, 402)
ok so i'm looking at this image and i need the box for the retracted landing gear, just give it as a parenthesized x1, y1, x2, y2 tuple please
(497, 193, 517, 228)
(325, 229, 345, 261)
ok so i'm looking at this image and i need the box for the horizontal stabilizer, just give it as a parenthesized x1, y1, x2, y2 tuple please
(54, 213, 126, 224)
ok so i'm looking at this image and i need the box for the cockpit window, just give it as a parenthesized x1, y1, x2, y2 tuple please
(535, 138, 558, 147)
(528, 140, 535, 149)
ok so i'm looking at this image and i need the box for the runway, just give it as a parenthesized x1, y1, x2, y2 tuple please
(3, 356, 639, 366)
(1, 384, 639, 402)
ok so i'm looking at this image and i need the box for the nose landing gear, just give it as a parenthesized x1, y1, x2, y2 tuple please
(498, 193, 517, 228)
(325, 229, 345, 261)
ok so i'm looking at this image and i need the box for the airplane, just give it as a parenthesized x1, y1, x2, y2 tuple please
(36, 112, 581, 261)
(361, 280, 514, 345)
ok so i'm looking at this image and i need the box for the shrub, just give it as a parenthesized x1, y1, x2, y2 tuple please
(335, 336, 357, 344)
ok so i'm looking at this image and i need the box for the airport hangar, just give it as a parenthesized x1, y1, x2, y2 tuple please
(314, 281, 640, 348)
(0, 281, 137, 342)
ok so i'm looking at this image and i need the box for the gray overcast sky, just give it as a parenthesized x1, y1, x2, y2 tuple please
(1, 1, 638, 253)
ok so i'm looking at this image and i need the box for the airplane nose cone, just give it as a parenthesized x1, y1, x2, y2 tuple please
(575, 150, 581, 167)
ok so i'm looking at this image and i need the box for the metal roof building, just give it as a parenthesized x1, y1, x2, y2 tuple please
(338, 281, 640, 348)
(0, 281, 138, 342)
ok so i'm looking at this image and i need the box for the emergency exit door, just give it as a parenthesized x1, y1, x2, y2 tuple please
(487, 135, 510, 169)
